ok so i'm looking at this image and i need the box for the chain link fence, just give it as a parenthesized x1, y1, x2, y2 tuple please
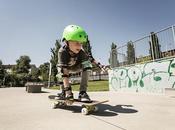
(115, 25, 175, 67)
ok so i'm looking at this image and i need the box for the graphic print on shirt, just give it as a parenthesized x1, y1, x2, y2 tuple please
(68, 57, 77, 67)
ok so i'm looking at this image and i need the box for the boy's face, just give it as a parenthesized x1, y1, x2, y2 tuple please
(68, 41, 82, 54)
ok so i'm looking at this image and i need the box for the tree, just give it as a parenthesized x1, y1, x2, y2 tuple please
(127, 41, 135, 64)
(14, 55, 31, 73)
(39, 62, 50, 81)
(82, 36, 99, 70)
(0, 60, 6, 86)
(12, 55, 31, 86)
(0, 61, 14, 87)
(83, 36, 92, 55)
(50, 40, 61, 82)
(109, 43, 119, 68)
(30, 66, 40, 82)
(149, 32, 162, 60)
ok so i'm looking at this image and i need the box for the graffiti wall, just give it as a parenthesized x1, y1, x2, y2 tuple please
(108, 57, 175, 93)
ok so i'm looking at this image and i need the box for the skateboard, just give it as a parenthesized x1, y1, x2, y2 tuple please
(48, 95, 109, 115)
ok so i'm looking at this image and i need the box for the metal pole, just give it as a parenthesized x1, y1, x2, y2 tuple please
(150, 34, 155, 61)
(172, 25, 175, 46)
(121, 47, 123, 66)
(48, 62, 52, 88)
(134, 42, 137, 63)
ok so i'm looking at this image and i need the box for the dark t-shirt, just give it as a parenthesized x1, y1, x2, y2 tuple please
(57, 45, 91, 69)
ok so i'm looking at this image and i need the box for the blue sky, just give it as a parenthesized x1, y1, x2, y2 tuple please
(0, 0, 175, 66)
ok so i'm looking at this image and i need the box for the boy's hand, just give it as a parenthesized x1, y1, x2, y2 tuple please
(97, 62, 107, 72)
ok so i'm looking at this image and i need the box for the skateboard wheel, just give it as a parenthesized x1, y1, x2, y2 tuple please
(59, 102, 64, 106)
(52, 103, 57, 109)
(94, 106, 99, 112)
(81, 108, 88, 115)
(66, 100, 73, 105)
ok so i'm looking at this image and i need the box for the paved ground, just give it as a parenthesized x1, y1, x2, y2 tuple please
(0, 87, 175, 130)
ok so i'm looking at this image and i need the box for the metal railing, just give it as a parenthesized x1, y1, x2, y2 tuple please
(115, 25, 175, 67)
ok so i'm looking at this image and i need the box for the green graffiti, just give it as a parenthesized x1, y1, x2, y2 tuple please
(171, 63, 175, 68)
(154, 76, 161, 81)
(109, 57, 175, 92)
(128, 79, 132, 88)
(139, 80, 144, 87)
(120, 71, 123, 76)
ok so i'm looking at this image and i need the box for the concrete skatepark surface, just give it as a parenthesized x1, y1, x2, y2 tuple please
(0, 87, 175, 130)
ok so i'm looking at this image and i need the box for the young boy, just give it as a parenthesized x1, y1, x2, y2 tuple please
(57, 25, 103, 102)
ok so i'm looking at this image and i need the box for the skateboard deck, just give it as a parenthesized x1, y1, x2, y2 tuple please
(48, 95, 109, 115)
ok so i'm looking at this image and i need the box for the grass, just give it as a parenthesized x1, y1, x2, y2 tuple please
(49, 80, 109, 92)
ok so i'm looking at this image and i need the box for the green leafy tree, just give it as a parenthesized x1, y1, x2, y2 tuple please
(109, 43, 119, 68)
(12, 55, 31, 86)
(82, 36, 96, 68)
(3, 74, 15, 87)
(127, 41, 135, 64)
(14, 55, 31, 73)
(30, 66, 40, 82)
(50, 40, 61, 82)
(39, 62, 49, 81)
(149, 32, 162, 59)
(83, 36, 92, 55)
(0, 60, 6, 86)
(0, 61, 15, 87)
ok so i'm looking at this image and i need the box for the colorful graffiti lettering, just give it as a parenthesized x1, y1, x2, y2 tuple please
(109, 58, 175, 93)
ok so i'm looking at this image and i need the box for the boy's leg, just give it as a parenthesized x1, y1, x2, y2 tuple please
(57, 67, 74, 100)
(79, 70, 91, 101)
(57, 84, 65, 98)
(69, 65, 91, 101)
(79, 60, 92, 92)
(79, 70, 88, 92)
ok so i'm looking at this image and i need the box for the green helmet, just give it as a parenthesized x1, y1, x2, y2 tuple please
(62, 25, 87, 44)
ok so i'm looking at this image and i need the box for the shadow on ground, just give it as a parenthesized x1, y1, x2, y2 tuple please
(53, 104, 138, 117)
(27, 91, 50, 94)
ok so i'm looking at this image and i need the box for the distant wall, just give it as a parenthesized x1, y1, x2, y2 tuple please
(108, 57, 175, 93)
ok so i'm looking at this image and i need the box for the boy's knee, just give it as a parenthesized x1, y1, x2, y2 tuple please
(82, 60, 92, 71)
(58, 67, 70, 78)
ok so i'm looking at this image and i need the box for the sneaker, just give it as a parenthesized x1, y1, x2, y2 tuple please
(65, 87, 74, 100)
(78, 91, 91, 102)
(57, 90, 65, 100)
(65, 92, 74, 100)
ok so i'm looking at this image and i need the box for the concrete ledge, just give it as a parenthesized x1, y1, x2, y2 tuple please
(165, 88, 175, 91)
(25, 82, 45, 93)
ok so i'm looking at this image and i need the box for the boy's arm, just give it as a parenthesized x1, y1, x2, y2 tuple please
(58, 50, 70, 88)
(62, 68, 70, 88)
(81, 49, 106, 71)
(88, 55, 106, 72)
